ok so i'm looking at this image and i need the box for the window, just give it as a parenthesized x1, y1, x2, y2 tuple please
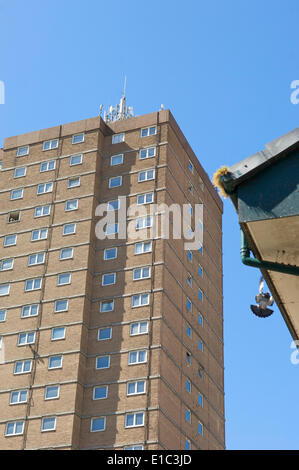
(134, 241, 152, 255)
(4, 235, 17, 247)
(98, 327, 112, 341)
(41, 417, 56, 432)
(198, 368, 203, 379)
(40, 160, 56, 172)
(14, 360, 32, 374)
(132, 293, 149, 307)
(68, 177, 80, 188)
(91, 417, 106, 432)
(127, 380, 146, 396)
(21, 304, 39, 318)
(25, 278, 42, 291)
(139, 147, 156, 160)
(11, 189, 23, 200)
(0, 283, 10, 296)
(187, 250, 192, 261)
(34, 205, 51, 218)
(57, 273, 71, 286)
(102, 273, 116, 286)
(106, 223, 118, 235)
(185, 408, 191, 423)
(109, 176, 122, 188)
(186, 351, 191, 365)
(136, 216, 152, 230)
(0, 259, 14, 271)
(10, 390, 28, 404)
(60, 247, 73, 260)
(48, 355, 62, 369)
(14, 167, 26, 178)
(112, 133, 124, 144)
(198, 339, 203, 351)
(198, 264, 203, 277)
(70, 154, 83, 166)
(96, 355, 110, 369)
(18, 331, 35, 346)
(198, 313, 203, 326)
(186, 298, 192, 311)
(185, 379, 191, 393)
(198, 421, 203, 435)
(186, 325, 192, 338)
(188, 185, 194, 194)
(63, 223, 76, 235)
(188, 160, 194, 173)
(188, 203, 193, 216)
(8, 211, 20, 223)
(137, 192, 154, 205)
(28, 253, 45, 266)
(185, 439, 191, 451)
(65, 199, 78, 211)
(199, 244, 203, 254)
(72, 133, 84, 144)
(125, 412, 144, 428)
(130, 321, 148, 336)
(187, 274, 192, 287)
(54, 300, 68, 313)
(110, 154, 123, 166)
(37, 182, 53, 194)
(17, 146, 29, 157)
(198, 220, 203, 231)
(133, 267, 151, 280)
(93, 386, 108, 400)
(31, 228, 48, 241)
(138, 169, 155, 182)
(0, 309, 6, 322)
(198, 289, 203, 301)
(100, 300, 114, 313)
(104, 247, 117, 260)
(128, 350, 147, 365)
(43, 139, 58, 151)
(51, 327, 66, 341)
(5, 421, 24, 436)
(107, 199, 119, 211)
(45, 385, 60, 400)
(141, 126, 156, 137)
(124, 445, 144, 450)
(198, 392, 203, 407)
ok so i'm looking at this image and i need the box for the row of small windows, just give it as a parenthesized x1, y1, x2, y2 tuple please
(16, 135, 85, 157)
(3, 222, 76, 248)
(10, 154, 82, 182)
(0, 247, 73, 271)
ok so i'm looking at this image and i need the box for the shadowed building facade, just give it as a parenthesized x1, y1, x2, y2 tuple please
(0, 109, 224, 450)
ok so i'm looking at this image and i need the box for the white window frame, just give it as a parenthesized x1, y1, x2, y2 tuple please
(48, 355, 63, 370)
(110, 154, 124, 166)
(21, 304, 39, 318)
(65, 199, 78, 212)
(17, 146, 29, 157)
(57, 273, 71, 286)
(127, 380, 146, 396)
(109, 176, 122, 188)
(96, 355, 110, 370)
(131, 293, 149, 308)
(43, 139, 59, 151)
(0, 283, 10, 296)
(45, 385, 60, 400)
(34, 205, 51, 218)
(18, 331, 35, 346)
(105, 223, 118, 235)
(141, 126, 157, 137)
(93, 386, 108, 400)
(28, 253, 45, 266)
(63, 223, 76, 235)
(51, 327, 66, 341)
(70, 154, 83, 166)
(125, 412, 144, 428)
(139, 146, 156, 160)
(0, 259, 14, 271)
(25, 278, 42, 292)
(130, 321, 148, 336)
(31, 228, 48, 241)
(133, 266, 151, 280)
(11, 189, 23, 200)
(37, 182, 53, 195)
(138, 169, 155, 182)
(100, 300, 114, 313)
(137, 192, 154, 205)
(68, 177, 80, 188)
(5, 421, 24, 436)
(14, 360, 32, 375)
(41, 417, 56, 432)
(40, 160, 56, 172)
(112, 133, 125, 144)
(14, 167, 27, 178)
(90, 417, 106, 432)
(0, 309, 7, 322)
(136, 216, 152, 230)
(72, 133, 85, 144)
(98, 327, 112, 341)
(60, 247, 74, 260)
(134, 241, 152, 255)
(54, 299, 68, 313)
(104, 247, 117, 260)
(128, 350, 147, 365)
(102, 273, 116, 286)
(10, 390, 28, 405)
(4, 235, 17, 247)
(188, 160, 194, 173)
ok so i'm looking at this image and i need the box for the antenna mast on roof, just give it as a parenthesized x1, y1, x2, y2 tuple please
(101, 75, 134, 123)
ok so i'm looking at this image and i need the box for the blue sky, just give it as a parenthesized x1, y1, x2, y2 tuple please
(1, 0, 299, 449)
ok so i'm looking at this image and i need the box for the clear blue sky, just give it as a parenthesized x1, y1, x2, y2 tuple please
(1, 0, 299, 450)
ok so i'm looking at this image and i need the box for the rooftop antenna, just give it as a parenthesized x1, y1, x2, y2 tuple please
(103, 75, 134, 123)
